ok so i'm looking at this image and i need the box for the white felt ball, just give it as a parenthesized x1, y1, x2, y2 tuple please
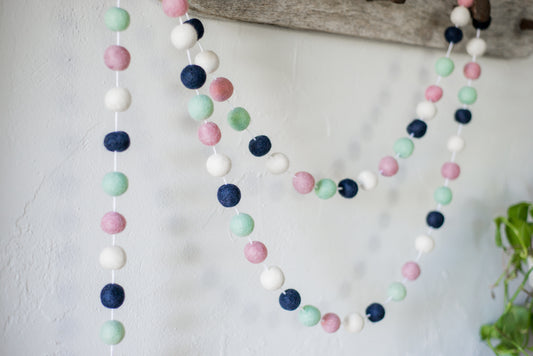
(99, 246, 127, 270)
(450, 6, 470, 27)
(416, 101, 437, 121)
(266, 152, 289, 174)
(105, 87, 131, 112)
(415, 234, 435, 254)
(194, 50, 220, 74)
(170, 23, 197, 50)
(466, 38, 487, 57)
(206, 153, 231, 177)
(357, 170, 378, 191)
(344, 313, 365, 333)
(260, 266, 285, 291)
(447, 135, 465, 153)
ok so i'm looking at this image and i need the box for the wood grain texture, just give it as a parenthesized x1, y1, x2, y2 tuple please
(186, 0, 533, 58)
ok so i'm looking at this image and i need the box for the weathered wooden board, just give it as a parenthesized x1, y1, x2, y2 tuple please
(185, 0, 533, 58)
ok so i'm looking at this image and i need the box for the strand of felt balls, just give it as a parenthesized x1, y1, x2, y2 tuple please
(99, 0, 132, 350)
(161, 0, 489, 334)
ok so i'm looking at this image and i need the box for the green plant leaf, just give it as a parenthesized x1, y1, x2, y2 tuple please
(494, 341, 520, 356)
(498, 306, 530, 347)
(507, 202, 531, 222)
(481, 323, 499, 340)
(494, 217, 504, 247)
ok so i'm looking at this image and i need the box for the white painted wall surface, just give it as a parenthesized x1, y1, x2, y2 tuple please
(1, 1, 532, 355)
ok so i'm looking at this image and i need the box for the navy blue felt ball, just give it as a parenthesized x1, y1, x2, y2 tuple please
(104, 131, 130, 152)
(455, 109, 472, 124)
(184, 18, 204, 40)
(426, 211, 445, 229)
(279, 289, 301, 311)
(248, 135, 272, 157)
(473, 17, 491, 30)
(406, 119, 427, 138)
(100, 283, 125, 309)
(180, 64, 206, 89)
(338, 179, 358, 198)
(444, 26, 463, 44)
(217, 184, 241, 207)
(366, 303, 385, 322)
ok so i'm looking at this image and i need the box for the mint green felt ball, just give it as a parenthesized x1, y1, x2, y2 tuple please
(100, 320, 125, 345)
(188, 95, 214, 121)
(387, 282, 406, 302)
(102, 172, 128, 196)
(434, 186, 453, 205)
(298, 305, 321, 327)
(104, 7, 130, 32)
(458, 86, 477, 105)
(393, 137, 414, 158)
(315, 179, 336, 199)
(435, 57, 454, 77)
(230, 213, 254, 237)
(227, 107, 251, 131)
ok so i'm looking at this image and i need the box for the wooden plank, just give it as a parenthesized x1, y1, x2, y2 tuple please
(185, 0, 533, 58)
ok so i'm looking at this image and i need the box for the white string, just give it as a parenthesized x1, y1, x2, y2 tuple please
(445, 42, 454, 58)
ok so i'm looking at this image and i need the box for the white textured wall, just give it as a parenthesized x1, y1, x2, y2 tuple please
(1, 1, 533, 355)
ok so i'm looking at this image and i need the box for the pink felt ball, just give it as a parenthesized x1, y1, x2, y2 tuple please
(244, 241, 268, 264)
(402, 261, 421, 281)
(321, 313, 341, 333)
(101, 211, 126, 234)
(441, 162, 461, 180)
(104, 45, 131, 71)
(198, 122, 221, 146)
(162, 0, 189, 17)
(458, 0, 474, 7)
(209, 78, 234, 102)
(378, 156, 399, 177)
(292, 171, 315, 194)
(463, 62, 481, 80)
(425, 85, 443, 102)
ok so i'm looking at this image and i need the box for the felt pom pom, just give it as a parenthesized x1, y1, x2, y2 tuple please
(206, 153, 231, 177)
(458, 86, 477, 105)
(425, 85, 443, 102)
(387, 282, 407, 301)
(366, 303, 385, 322)
(378, 156, 399, 177)
(171, 23, 197, 50)
(279, 289, 301, 311)
(406, 119, 427, 138)
(426, 211, 445, 228)
(299, 305, 321, 327)
(105, 87, 131, 112)
(315, 178, 337, 199)
(104, 131, 130, 152)
(357, 170, 378, 190)
(321, 313, 341, 333)
(230, 213, 254, 236)
(249, 135, 272, 157)
(194, 50, 220, 74)
(261, 266, 285, 290)
(402, 261, 421, 281)
(188, 94, 214, 121)
(393, 137, 414, 158)
(435, 57, 455, 77)
(198, 122, 221, 146)
(99, 246, 127, 270)
(266, 153, 289, 174)
(416, 101, 437, 120)
(292, 172, 315, 194)
(217, 184, 241, 207)
(184, 18, 204, 40)
(338, 178, 358, 198)
(105, 7, 130, 31)
(441, 162, 461, 180)
(444, 26, 463, 44)
(227, 107, 251, 131)
(466, 38, 487, 57)
(472, 17, 491, 30)
(344, 313, 365, 333)
(102, 172, 128, 196)
(100, 283, 125, 309)
(181, 64, 206, 89)
(100, 320, 125, 345)
(446, 135, 465, 153)
(162, 0, 189, 18)
(415, 234, 435, 254)
(104, 45, 130, 71)
(454, 109, 472, 124)
(209, 77, 233, 102)
(101, 211, 126, 234)
(463, 62, 481, 80)
(244, 241, 268, 264)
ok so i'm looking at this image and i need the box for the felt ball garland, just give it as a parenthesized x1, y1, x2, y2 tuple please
(161, 0, 488, 336)
(100, 0, 131, 351)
